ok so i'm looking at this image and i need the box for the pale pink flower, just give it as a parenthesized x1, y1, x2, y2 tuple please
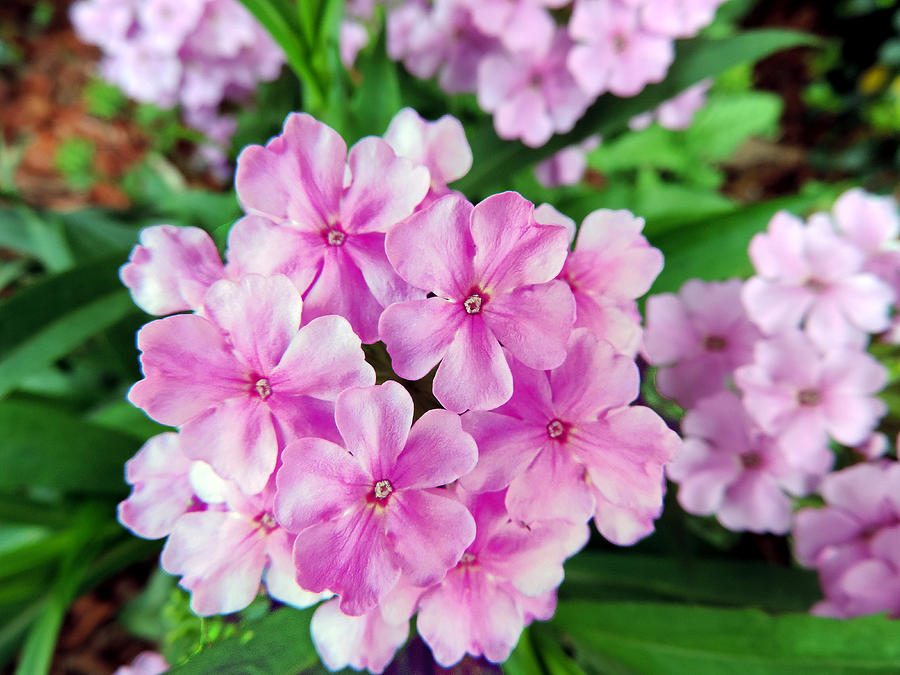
(534, 135, 601, 188)
(478, 30, 592, 147)
(310, 581, 422, 674)
(461, 329, 680, 545)
(629, 79, 711, 131)
(668, 392, 832, 534)
(559, 209, 663, 357)
(274, 381, 478, 616)
(794, 462, 900, 618)
(567, 0, 674, 98)
(230, 113, 430, 342)
(113, 651, 168, 675)
(383, 107, 473, 200)
(470, 0, 559, 58)
(340, 20, 370, 69)
(380, 192, 575, 412)
(643, 279, 761, 408)
(734, 331, 887, 462)
(128, 274, 374, 494)
(120, 225, 227, 316)
(70, 0, 136, 53)
(417, 489, 588, 667)
(161, 474, 327, 615)
(117, 432, 198, 540)
(742, 211, 895, 349)
(638, 0, 727, 39)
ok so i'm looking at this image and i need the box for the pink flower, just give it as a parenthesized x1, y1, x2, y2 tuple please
(340, 19, 370, 69)
(128, 274, 375, 494)
(120, 225, 228, 316)
(161, 472, 327, 615)
(534, 135, 601, 188)
(461, 329, 680, 545)
(559, 209, 663, 357)
(417, 489, 588, 667)
(274, 381, 478, 616)
(380, 192, 575, 412)
(469, 0, 559, 58)
(383, 107, 473, 200)
(310, 582, 421, 674)
(742, 211, 895, 349)
(638, 0, 726, 39)
(567, 0, 674, 98)
(230, 113, 430, 342)
(478, 30, 592, 147)
(117, 432, 199, 540)
(734, 331, 887, 462)
(629, 79, 711, 131)
(387, 0, 499, 94)
(794, 462, 900, 618)
(643, 279, 761, 408)
(668, 392, 832, 534)
(113, 651, 168, 675)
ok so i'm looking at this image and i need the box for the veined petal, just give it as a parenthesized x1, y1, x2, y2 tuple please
(392, 409, 477, 489)
(380, 298, 464, 381)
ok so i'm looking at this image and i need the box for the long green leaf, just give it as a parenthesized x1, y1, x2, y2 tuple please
(0, 400, 139, 496)
(167, 607, 319, 674)
(0, 256, 139, 399)
(560, 553, 819, 612)
(453, 29, 817, 198)
(553, 601, 900, 674)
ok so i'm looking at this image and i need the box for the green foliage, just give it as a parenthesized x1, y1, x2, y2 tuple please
(84, 79, 128, 120)
(552, 601, 900, 674)
(53, 137, 97, 192)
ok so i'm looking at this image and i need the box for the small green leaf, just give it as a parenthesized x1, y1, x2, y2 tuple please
(553, 601, 900, 674)
(348, 28, 402, 141)
(504, 627, 546, 675)
(167, 607, 319, 674)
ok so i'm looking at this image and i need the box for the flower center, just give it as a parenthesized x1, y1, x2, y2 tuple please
(704, 335, 728, 352)
(326, 228, 346, 246)
(463, 294, 483, 314)
(546, 418, 567, 440)
(612, 33, 627, 53)
(806, 278, 827, 293)
(740, 452, 762, 469)
(255, 378, 272, 400)
(258, 512, 277, 531)
(797, 389, 821, 406)
(460, 552, 476, 565)
(374, 479, 393, 500)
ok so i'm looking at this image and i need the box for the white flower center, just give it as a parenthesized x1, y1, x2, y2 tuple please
(546, 419, 566, 439)
(255, 378, 272, 400)
(463, 294, 483, 314)
(326, 228, 346, 246)
(460, 552, 476, 565)
(259, 512, 277, 530)
(374, 479, 393, 500)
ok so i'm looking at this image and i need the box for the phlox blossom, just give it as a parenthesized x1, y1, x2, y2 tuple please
(112, 652, 168, 675)
(274, 381, 478, 615)
(120, 225, 227, 316)
(638, 0, 727, 39)
(643, 278, 761, 408)
(417, 488, 588, 667)
(380, 191, 575, 412)
(461, 329, 680, 545)
(128, 274, 374, 494)
(668, 391, 832, 534)
(742, 211, 894, 349)
(229, 113, 430, 342)
(794, 462, 900, 618)
(734, 331, 887, 462)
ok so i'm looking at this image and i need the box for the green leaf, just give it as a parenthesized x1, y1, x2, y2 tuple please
(553, 601, 900, 674)
(348, 28, 402, 141)
(560, 552, 819, 612)
(168, 607, 319, 675)
(0, 207, 73, 271)
(0, 400, 139, 496)
(504, 627, 546, 675)
(87, 400, 168, 441)
(0, 256, 139, 399)
(453, 29, 817, 198)
(649, 184, 849, 293)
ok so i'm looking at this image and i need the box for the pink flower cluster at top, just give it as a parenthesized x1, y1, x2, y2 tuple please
(643, 189, 900, 617)
(378, 0, 725, 148)
(117, 108, 679, 671)
(69, 0, 284, 175)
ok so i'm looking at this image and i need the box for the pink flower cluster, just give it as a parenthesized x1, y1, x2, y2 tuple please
(69, 0, 284, 173)
(117, 108, 679, 670)
(644, 189, 897, 535)
(385, 0, 724, 147)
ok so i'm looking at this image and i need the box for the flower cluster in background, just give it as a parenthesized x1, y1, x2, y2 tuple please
(116, 108, 679, 671)
(643, 188, 900, 617)
(381, 0, 724, 147)
(69, 0, 284, 175)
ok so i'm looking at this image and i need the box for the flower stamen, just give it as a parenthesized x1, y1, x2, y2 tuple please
(326, 228, 346, 246)
(546, 419, 567, 440)
(374, 479, 393, 500)
(463, 294, 483, 314)
(255, 378, 272, 400)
